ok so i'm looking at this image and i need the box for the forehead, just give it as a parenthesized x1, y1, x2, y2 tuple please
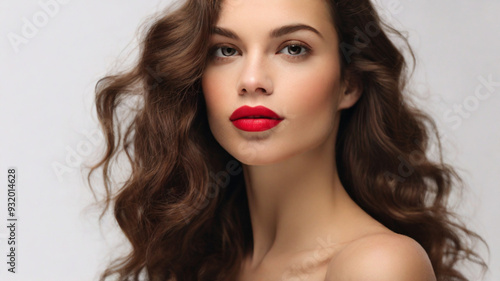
(217, 0, 334, 33)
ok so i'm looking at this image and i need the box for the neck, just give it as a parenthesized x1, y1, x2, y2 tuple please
(241, 130, 356, 269)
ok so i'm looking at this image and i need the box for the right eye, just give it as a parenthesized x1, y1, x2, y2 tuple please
(213, 46, 239, 57)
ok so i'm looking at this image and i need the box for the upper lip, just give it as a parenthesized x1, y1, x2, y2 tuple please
(230, 105, 283, 121)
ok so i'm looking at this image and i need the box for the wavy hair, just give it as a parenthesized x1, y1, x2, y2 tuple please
(88, 0, 488, 280)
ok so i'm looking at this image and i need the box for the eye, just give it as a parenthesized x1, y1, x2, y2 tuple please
(214, 46, 239, 57)
(279, 44, 309, 56)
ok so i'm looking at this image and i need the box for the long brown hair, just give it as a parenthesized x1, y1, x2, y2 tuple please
(89, 0, 488, 280)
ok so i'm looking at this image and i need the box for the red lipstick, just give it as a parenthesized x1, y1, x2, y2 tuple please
(230, 105, 284, 132)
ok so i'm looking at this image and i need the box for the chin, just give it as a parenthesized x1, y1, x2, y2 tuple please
(229, 145, 296, 167)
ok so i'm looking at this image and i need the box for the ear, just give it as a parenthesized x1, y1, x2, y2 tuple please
(337, 73, 362, 110)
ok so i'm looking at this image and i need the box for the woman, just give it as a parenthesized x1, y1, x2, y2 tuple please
(89, 0, 487, 280)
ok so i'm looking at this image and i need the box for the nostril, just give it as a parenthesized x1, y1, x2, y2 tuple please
(259, 88, 267, 94)
(238, 80, 273, 95)
(239, 87, 268, 95)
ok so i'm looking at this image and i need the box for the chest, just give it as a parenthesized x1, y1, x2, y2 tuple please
(235, 252, 334, 281)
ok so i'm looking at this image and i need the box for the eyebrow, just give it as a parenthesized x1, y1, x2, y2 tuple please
(211, 24, 323, 40)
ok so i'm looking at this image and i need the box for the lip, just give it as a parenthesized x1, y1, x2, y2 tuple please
(230, 105, 284, 132)
(230, 105, 283, 121)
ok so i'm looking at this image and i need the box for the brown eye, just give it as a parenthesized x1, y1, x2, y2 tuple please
(279, 43, 310, 57)
(288, 45, 303, 55)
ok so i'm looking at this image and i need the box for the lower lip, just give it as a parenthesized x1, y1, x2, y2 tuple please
(231, 118, 283, 132)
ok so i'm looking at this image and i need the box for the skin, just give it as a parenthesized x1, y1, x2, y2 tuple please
(201, 0, 436, 280)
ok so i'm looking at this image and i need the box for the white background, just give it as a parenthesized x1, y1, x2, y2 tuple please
(0, 0, 499, 280)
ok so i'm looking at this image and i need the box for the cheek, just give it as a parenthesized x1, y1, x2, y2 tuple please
(285, 67, 341, 121)
(202, 71, 223, 120)
(276, 62, 342, 154)
(201, 70, 233, 141)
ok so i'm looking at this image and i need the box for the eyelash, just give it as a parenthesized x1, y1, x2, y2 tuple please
(209, 42, 311, 61)
(212, 46, 240, 58)
(278, 43, 311, 57)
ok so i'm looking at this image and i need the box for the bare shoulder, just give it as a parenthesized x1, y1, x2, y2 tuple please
(324, 232, 436, 281)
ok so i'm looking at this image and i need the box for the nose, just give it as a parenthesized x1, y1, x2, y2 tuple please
(237, 53, 273, 96)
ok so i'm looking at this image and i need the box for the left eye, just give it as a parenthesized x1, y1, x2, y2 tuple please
(279, 44, 308, 56)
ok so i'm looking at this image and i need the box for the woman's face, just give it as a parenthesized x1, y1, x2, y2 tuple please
(202, 0, 354, 165)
